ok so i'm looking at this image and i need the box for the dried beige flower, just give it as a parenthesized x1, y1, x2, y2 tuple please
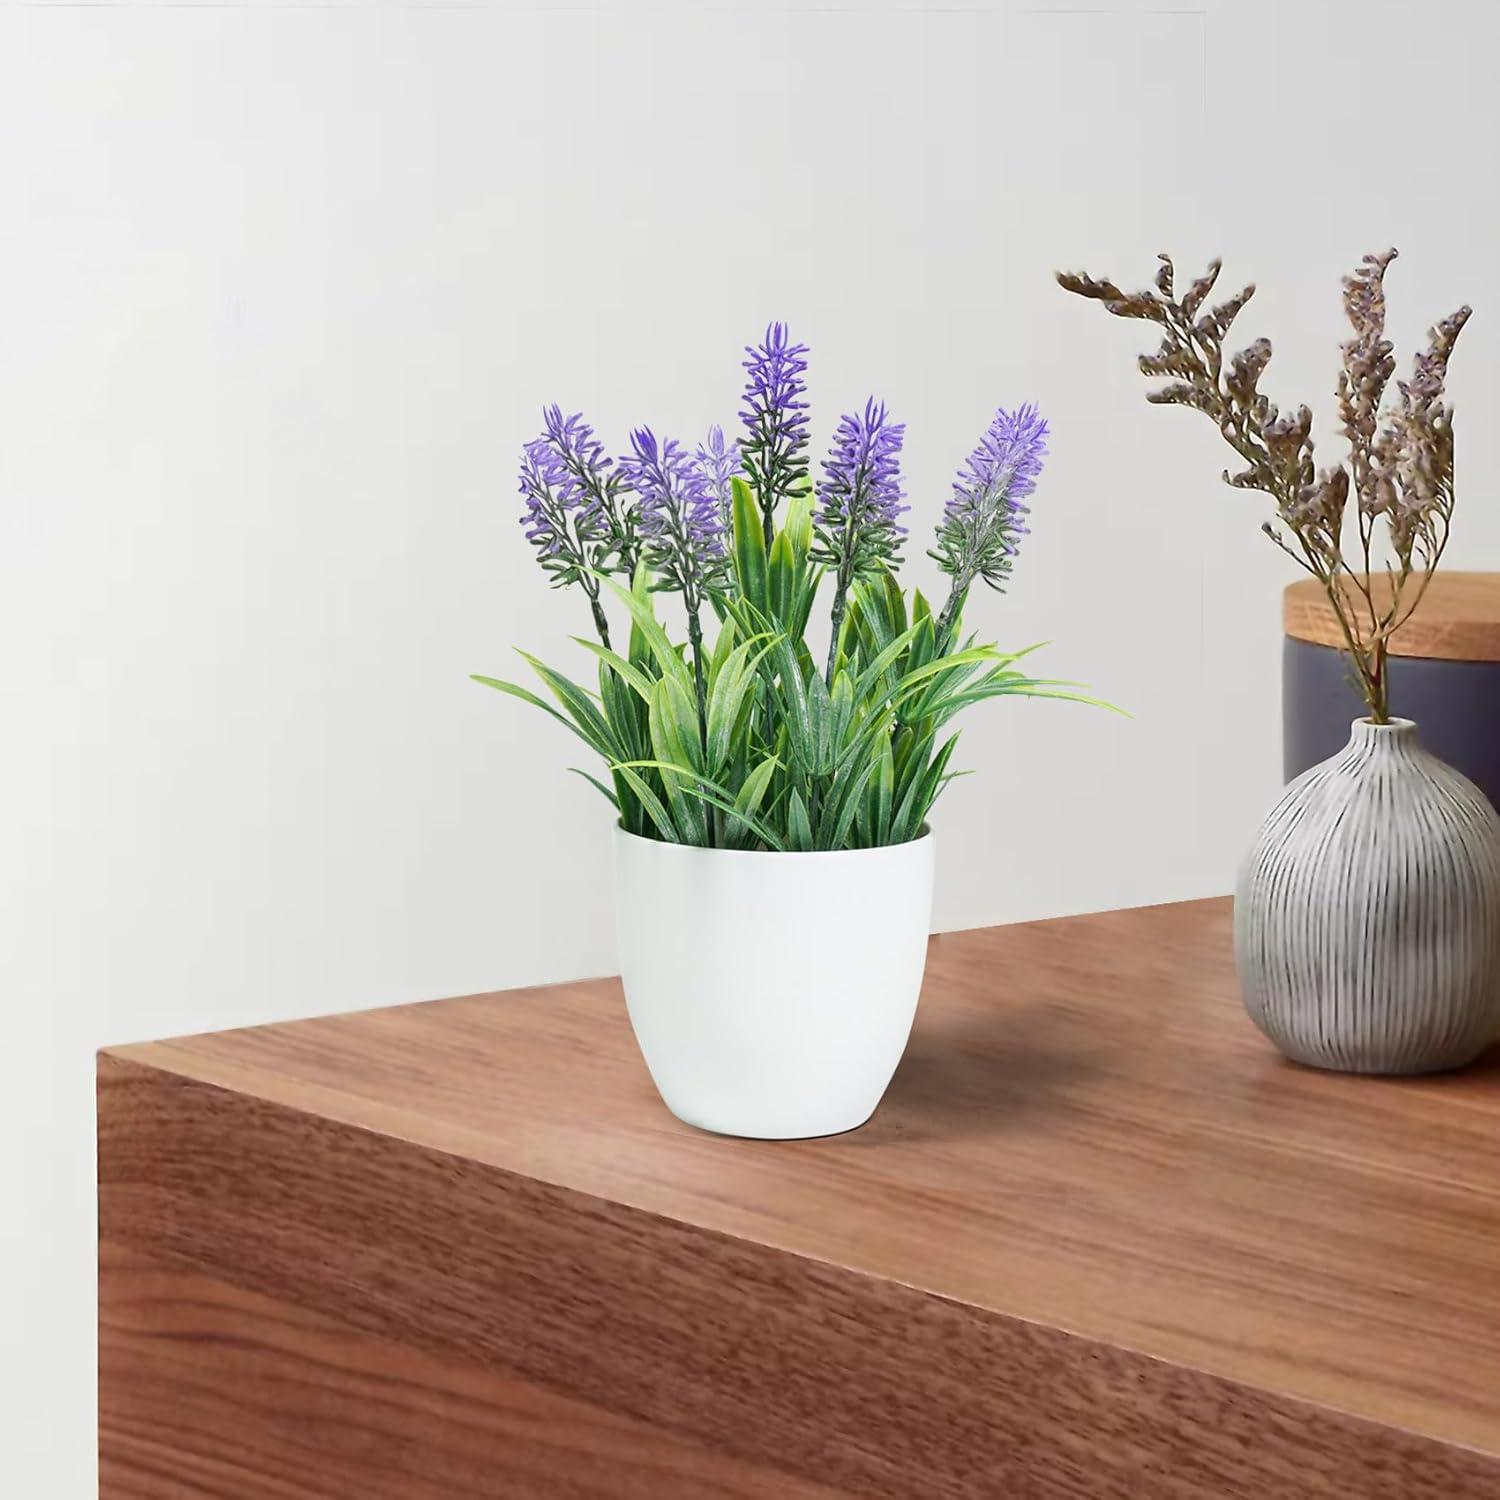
(1057, 250, 1471, 723)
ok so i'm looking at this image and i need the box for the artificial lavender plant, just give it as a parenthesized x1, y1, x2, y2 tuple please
(1057, 250, 1469, 724)
(478, 323, 1102, 851)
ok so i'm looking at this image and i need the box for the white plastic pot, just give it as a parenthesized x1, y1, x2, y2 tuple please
(613, 824, 935, 1139)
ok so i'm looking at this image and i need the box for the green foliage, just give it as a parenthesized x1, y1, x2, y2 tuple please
(474, 492, 1111, 851)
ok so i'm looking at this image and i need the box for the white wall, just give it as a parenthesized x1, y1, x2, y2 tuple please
(3, 0, 1497, 1489)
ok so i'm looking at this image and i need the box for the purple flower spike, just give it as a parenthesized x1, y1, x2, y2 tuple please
(536, 404, 639, 576)
(519, 435, 590, 586)
(618, 426, 725, 600)
(541, 405, 610, 515)
(813, 398, 908, 579)
(931, 403, 1049, 600)
(739, 322, 811, 539)
(694, 424, 744, 533)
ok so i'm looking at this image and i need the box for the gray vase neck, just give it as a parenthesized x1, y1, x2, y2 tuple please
(1345, 717, 1421, 760)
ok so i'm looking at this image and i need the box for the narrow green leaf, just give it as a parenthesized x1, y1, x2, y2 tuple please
(706, 636, 778, 773)
(732, 477, 768, 613)
(471, 673, 610, 757)
(612, 764, 685, 843)
(647, 677, 708, 842)
(767, 635, 814, 769)
(818, 752, 881, 851)
(594, 573, 692, 688)
(782, 484, 814, 562)
(572, 638, 656, 701)
(870, 730, 895, 843)
(892, 732, 960, 842)
(568, 767, 619, 808)
(708, 615, 739, 684)
(728, 754, 780, 846)
(611, 759, 786, 852)
(806, 667, 834, 774)
(516, 651, 621, 757)
(786, 788, 813, 852)
(850, 621, 923, 704)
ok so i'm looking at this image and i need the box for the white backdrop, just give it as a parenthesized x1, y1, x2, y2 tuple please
(3, 0, 1497, 1490)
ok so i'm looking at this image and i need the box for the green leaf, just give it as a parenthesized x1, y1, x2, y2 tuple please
(829, 668, 854, 750)
(892, 732, 960, 842)
(732, 477, 768, 613)
(706, 635, 778, 774)
(789, 563, 823, 641)
(869, 730, 895, 844)
(649, 675, 703, 769)
(880, 569, 907, 634)
(725, 754, 780, 848)
(595, 573, 692, 689)
(516, 651, 621, 756)
(595, 658, 647, 769)
(646, 676, 708, 843)
(568, 767, 619, 808)
(471, 673, 611, 758)
(786, 787, 813, 852)
(817, 750, 881, 852)
(571, 638, 656, 702)
(611, 760, 786, 852)
(782, 484, 814, 561)
(768, 528, 795, 626)
(766, 635, 814, 770)
(850, 621, 923, 704)
(806, 667, 835, 774)
(612, 764, 684, 843)
(887, 645, 1014, 704)
(707, 615, 739, 684)
(906, 613, 937, 677)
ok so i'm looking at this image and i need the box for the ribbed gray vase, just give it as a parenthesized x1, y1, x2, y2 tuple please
(1235, 717, 1500, 1074)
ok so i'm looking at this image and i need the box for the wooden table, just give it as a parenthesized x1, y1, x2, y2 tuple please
(98, 898, 1500, 1498)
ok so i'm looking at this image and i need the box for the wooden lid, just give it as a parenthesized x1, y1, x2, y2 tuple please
(1284, 572, 1500, 662)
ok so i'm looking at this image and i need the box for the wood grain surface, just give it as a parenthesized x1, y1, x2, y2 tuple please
(1283, 571, 1500, 660)
(99, 897, 1500, 1498)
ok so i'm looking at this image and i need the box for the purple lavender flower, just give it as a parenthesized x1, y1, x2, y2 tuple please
(618, 427, 726, 600)
(540, 405, 609, 509)
(813, 398, 908, 577)
(931, 404, 1049, 627)
(694, 425, 744, 534)
(739, 322, 811, 545)
(814, 398, 906, 683)
(538, 404, 639, 575)
(518, 436, 587, 575)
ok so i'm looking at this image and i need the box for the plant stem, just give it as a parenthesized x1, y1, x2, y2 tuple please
(587, 589, 612, 650)
(686, 604, 709, 756)
(1369, 635, 1389, 723)
(825, 591, 847, 687)
(936, 579, 969, 641)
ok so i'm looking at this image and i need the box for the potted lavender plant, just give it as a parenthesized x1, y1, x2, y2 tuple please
(478, 323, 1097, 1137)
(1059, 250, 1500, 1074)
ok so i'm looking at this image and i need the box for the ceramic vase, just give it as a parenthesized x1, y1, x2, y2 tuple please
(1236, 717, 1500, 1074)
(614, 825, 935, 1138)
